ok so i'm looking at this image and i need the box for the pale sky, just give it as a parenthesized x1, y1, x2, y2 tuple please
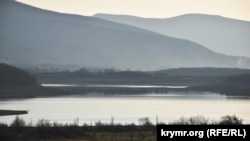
(16, 0, 250, 21)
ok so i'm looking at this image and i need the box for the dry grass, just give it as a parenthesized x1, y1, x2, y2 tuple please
(28, 132, 156, 141)
(89, 131, 156, 141)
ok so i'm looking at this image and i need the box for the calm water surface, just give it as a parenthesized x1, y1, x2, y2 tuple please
(0, 84, 250, 125)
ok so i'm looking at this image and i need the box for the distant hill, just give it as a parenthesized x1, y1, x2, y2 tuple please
(156, 68, 250, 77)
(0, 63, 68, 98)
(94, 13, 250, 58)
(189, 74, 250, 96)
(0, 0, 249, 70)
(0, 63, 36, 87)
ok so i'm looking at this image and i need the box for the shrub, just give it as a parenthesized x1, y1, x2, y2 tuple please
(170, 115, 210, 125)
(36, 119, 51, 127)
(10, 116, 25, 127)
(138, 117, 152, 126)
(0, 122, 8, 127)
(218, 115, 243, 125)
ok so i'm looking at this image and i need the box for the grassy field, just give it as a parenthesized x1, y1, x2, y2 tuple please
(0, 132, 156, 141)
(0, 126, 156, 141)
(0, 115, 243, 141)
(0, 117, 156, 141)
(88, 132, 155, 141)
(74, 132, 156, 141)
(20, 131, 155, 141)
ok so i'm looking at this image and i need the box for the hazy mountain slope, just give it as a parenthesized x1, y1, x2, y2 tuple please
(0, 63, 69, 98)
(94, 13, 250, 57)
(156, 68, 250, 77)
(0, 0, 248, 70)
(0, 63, 36, 87)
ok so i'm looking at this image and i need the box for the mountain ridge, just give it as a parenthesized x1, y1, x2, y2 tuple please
(94, 13, 250, 57)
(94, 13, 250, 22)
(0, 0, 249, 70)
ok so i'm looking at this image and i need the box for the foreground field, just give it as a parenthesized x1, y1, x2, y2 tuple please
(0, 115, 243, 141)
(87, 132, 155, 141)
(0, 126, 156, 141)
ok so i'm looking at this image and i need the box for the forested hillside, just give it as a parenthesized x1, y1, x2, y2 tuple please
(0, 63, 68, 98)
(0, 63, 37, 88)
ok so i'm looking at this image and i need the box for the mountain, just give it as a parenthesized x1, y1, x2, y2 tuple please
(0, 0, 249, 70)
(0, 63, 36, 87)
(156, 68, 250, 77)
(94, 13, 250, 57)
(0, 63, 69, 98)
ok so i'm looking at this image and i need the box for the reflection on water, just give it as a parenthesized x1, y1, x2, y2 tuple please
(41, 83, 191, 95)
(41, 84, 188, 89)
(0, 92, 250, 125)
(68, 92, 228, 100)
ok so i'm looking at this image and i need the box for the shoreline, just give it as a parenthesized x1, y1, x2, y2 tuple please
(0, 110, 28, 116)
